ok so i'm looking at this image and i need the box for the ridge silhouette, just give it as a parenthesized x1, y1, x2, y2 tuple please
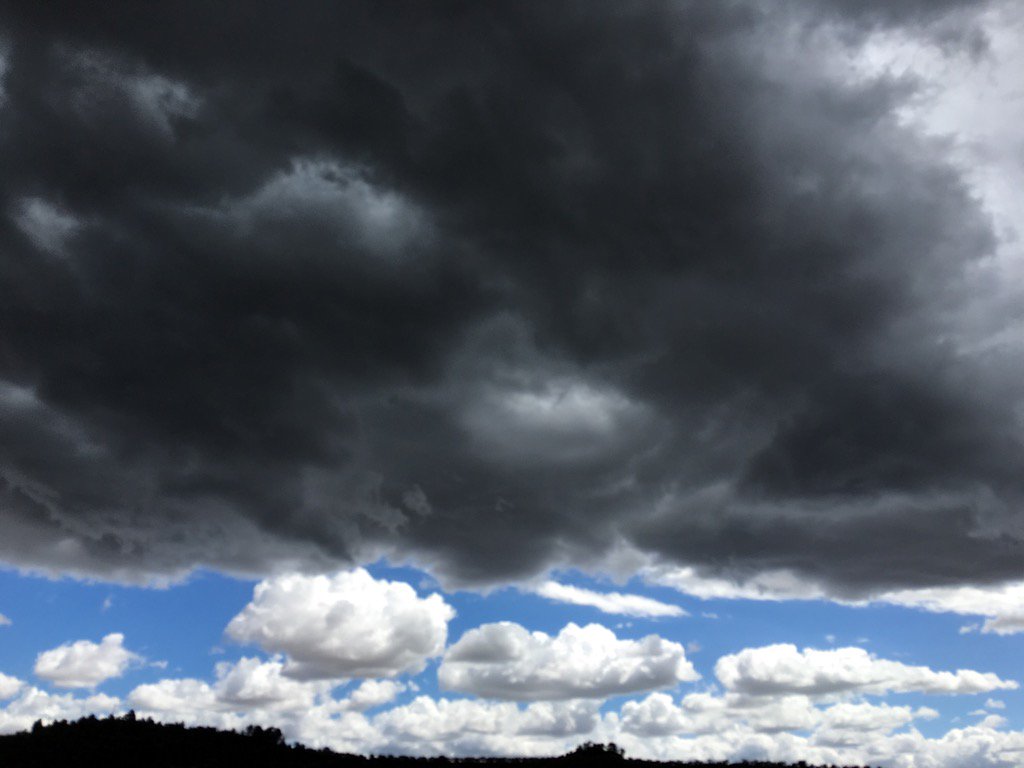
(0, 714, 877, 768)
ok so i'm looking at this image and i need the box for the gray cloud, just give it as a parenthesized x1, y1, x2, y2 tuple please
(0, 1, 1020, 593)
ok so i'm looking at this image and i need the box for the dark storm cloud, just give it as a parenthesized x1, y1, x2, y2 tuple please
(0, 1, 1020, 592)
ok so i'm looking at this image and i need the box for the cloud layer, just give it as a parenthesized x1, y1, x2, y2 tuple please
(2, 641, 1020, 765)
(0, 1, 1021, 600)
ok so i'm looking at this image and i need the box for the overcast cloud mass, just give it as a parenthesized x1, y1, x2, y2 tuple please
(1, 0, 1022, 605)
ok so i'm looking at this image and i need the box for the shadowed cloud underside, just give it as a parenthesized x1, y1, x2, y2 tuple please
(0, 0, 1022, 601)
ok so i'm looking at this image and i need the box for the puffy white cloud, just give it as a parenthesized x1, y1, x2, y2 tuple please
(374, 696, 600, 757)
(619, 690, 944, 750)
(516, 700, 601, 737)
(129, 678, 227, 727)
(225, 569, 454, 679)
(0, 613, 10, 627)
(620, 691, 820, 737)
(0, 673, 23, 700)
(212, 656, 332, 709)
(611, 689, 1005, 766)
(977, 714, 1008, 730)
(283, 708, 380, 754)
(346, 679, 406, 712)
(439, 621, 698, 700)
(715, 644, 1018, 697)
(619, 692, 690, 736)
(375, 696, 515, 747)
(128, 657, 411, 752)
(531, 581, 686, 618)
(131, 657, 387, 718)
(128, 659, 383, 752)
(0, 686, 120, 735)
(879, 721, 1024, 768)
(812, 702, 938, 747)
(710, 694, 821, 734)
(986, 698, 1006, 709)
(34, 633, 142, 689)
(612, 687, 960, 766)
(611, 718, 1024, 768)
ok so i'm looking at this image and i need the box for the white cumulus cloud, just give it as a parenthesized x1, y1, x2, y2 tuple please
(129, 678, 227, 728)
(715, 644, 1018, 697)
(0, 673, 23, 700)
(128, 657, 390, 751)
(0, 686, 120, 735)
(346, 679, 407, 712)
(812, 702, 938, 747)
(375, 696, 600, 757)
(130, 658, 402, 720)
(34, 633, 141, 689)
(439, 621, 698, 700)
(212, 656, 332, 709)
(620, 691, 821, 737)
(225, 569, 454, 680)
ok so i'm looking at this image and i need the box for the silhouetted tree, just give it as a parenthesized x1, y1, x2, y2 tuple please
(0, 717, 880, 768)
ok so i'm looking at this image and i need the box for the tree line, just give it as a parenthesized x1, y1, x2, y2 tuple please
(0, 713, 877, 768)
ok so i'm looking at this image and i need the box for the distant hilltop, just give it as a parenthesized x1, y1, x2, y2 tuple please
(0, 714, 877, 768)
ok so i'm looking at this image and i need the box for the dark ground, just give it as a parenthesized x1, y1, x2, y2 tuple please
(0, 714, 876, 768)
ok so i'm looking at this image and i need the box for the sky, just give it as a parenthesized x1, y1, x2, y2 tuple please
(1, 1, 1023, 765)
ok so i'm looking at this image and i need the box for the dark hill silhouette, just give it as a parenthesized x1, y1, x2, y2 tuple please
(0, 714, 876, 768)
